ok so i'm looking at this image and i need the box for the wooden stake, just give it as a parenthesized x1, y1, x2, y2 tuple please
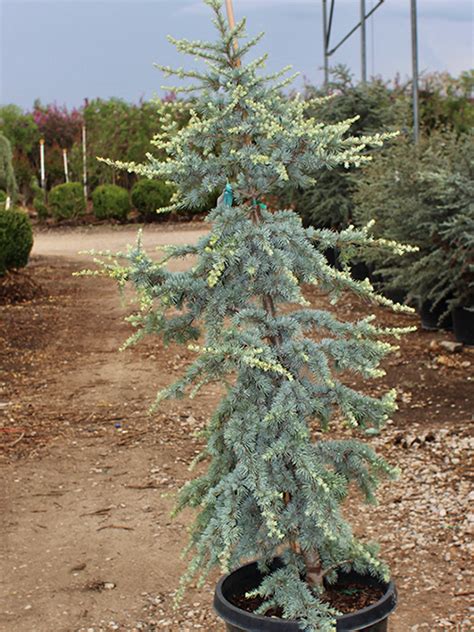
(224, 0, 241, 65)
(62, 148, 69, 183)
(39, 139, 46, 191)
(82, 123, 88, 200)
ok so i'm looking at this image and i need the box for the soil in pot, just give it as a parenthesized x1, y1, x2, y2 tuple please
(453, 306, 474, 345)
(231, 580, 385, 617)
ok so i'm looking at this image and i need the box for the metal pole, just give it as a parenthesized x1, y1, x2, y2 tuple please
(322, 0, 329, 86)
(327, 0, 385, 57)
(360, 0, 367, 83)
(410, 0, 420, 144)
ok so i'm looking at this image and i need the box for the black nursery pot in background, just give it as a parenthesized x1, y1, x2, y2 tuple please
(419, 299, 453, 331)
(367, 269, 408, 305)
(453, 307, 474, 345)
(214, 560, 397, 632)
(350, 260, 371, 282)
(323, 246, 341, 269)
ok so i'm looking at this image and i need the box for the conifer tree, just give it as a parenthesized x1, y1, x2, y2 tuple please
(92, 2, 414, 629)
(0, 132, 18, 201)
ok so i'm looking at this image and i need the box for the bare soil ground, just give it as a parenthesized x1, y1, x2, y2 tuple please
(1, 225, 473, 632)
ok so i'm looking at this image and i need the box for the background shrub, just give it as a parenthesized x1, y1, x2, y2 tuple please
(353, 129, 474, 311)
(30, 177, 48, 220)
(92, 184, 130, 221)
(131, 178, 174, 221)
(0, 190, 6, 210)
(49, 182, 85, 220)
(0, 209, 33, 275)
(0, 132, 18, 200)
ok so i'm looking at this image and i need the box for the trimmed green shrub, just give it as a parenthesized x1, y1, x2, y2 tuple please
(0, 209, 34, 275)
(92, 184, 130, 221)
(131, 178, 174, 221)
(49, 182, 85, 220)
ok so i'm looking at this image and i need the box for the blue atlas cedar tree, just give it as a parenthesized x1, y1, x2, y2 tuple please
(88, 1, 416, 629)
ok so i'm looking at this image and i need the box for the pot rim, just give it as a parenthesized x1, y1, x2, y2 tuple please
(214, 559, 397, 631)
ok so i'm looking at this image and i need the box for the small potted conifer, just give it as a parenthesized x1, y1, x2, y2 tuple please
(93, 1, 415, 629)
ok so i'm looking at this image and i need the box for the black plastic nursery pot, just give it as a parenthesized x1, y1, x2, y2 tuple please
(214, 560, 397, 632)
(367, 270, 407, 305)
(349, 260, 371, 282)
(323, 247, 341, 270)
(419, 299, 453, 331)
(380, 287, 408, 305)
(453, 306, 474, 346)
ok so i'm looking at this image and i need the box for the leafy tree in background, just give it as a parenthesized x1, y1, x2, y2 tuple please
(83, 97, 190, 192)
(0, 105, 39, 198)
(91, 2, 414, 629)
(32, 101, 83, 188)
(418, 70, 474, 135)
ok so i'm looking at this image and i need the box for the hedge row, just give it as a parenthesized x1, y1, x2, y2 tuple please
(34, 179, 180, 222)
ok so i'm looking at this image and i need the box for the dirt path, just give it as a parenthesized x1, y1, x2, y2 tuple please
(32, 223, 209, 263)
(1, 227, 473, 632)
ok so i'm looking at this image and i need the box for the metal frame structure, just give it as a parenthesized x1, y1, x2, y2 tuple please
(321, 0, 385, 85)
(321, 0, 420, 143)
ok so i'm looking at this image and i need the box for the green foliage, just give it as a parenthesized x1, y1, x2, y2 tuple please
(89, 3, 414, 630)
(131, 178, 175, 221)
(0, 104, 38, 200)
(288, 67, 403, 229)
(0, 105, 39, 154)
(92, 184, 130, 221)
(0, 67, 470, 211)
(0, 208, 33, 275)
(354, 129, 474, 312)
(0, 190, 6, 210)
(49, 182, 85, 220)
(418, 70, 474, 135)
(30, 177, 48, 220)
(0, 133, 18, 199)
(84, 98, 189, 191)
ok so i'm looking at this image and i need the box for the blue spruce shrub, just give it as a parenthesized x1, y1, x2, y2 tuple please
(90, 2, 416, 630)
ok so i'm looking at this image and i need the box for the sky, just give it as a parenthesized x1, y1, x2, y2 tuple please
(1, 0, 473, 109)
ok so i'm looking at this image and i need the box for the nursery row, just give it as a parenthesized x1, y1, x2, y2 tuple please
(0, 68, 472, 202)
(31, 178, 178, 222)
(1, 131, 472, 343)
(316, 128, 473, 345)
